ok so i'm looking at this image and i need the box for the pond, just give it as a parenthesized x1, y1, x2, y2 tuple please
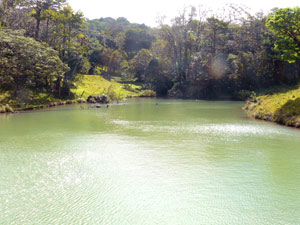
(0, 98, 300, 224)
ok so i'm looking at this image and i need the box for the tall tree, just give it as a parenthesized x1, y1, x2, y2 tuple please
(52, 5, 84, 58)
(21, 0, 66, 40)
(0, 29, 69, 96)
(267, 7, 300, 63)
(0, 0, 22, 26)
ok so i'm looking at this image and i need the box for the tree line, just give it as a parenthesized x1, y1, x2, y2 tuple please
(1, 1, 300, 100)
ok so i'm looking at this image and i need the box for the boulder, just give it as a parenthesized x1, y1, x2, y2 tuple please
(77, 99, 86, 104)
(87, 95, 110, 104)
(58, 101, 65, 105)
(87, 96, 96, 103)
(49, 102, 57, 107)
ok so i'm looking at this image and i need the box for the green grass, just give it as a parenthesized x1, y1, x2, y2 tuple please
(244, 84, 300, 127)
(71, 75, 142, 100)
(0, 89, 73, 112)
(0, 75, 152, 113)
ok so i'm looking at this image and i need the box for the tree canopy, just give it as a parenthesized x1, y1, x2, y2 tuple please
(0, 2, 300, 100)
(267, 7, 300, 63)
(0, 29, 69, 96)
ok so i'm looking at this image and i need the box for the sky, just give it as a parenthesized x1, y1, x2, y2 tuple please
(68, 0, 299, 27)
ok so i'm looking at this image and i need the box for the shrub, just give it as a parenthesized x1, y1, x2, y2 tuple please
(139, 90, 156, 97)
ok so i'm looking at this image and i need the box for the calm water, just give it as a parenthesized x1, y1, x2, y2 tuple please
(0, 99, 300, 225)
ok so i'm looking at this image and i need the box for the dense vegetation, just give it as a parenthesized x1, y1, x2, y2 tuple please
(71, 75, 150, 100)
(0, 1, 300, 120)
(83, 6, 300, 100)
(0, 0, 86, 106)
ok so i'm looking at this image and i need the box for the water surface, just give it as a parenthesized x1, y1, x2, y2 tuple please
(1, 99, 300, 224)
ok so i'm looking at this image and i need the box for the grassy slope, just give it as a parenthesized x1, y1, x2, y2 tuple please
(0, 74, 156, 113)
(71, 75, 142, 99)
(244, 84, 300, 127)
(0, 90, 68, 111)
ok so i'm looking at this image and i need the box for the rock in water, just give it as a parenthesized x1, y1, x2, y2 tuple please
(87, 94, 110, 104)
(87, 96, 95, 103)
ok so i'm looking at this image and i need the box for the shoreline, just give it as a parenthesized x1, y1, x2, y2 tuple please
(0, 96, 153, 114)
(244, 100, 300, 129)
(2, 96, 300, 131)
(0, 99, 87, 114)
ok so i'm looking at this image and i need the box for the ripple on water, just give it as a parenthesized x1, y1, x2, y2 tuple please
(1, 100, 300, 225)
(110, 119, 289, 139)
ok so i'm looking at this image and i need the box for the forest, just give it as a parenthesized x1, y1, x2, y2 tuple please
(0, 0, 300, 105)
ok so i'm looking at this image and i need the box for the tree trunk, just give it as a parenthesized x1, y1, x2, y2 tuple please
(45, 18, 50, 42)
(35, 10, 41, 40)
(62, 22, 66, 59)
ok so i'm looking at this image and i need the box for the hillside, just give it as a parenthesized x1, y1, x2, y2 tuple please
(244, 84, 300, 128)
(71, 75, 143, 100)
(0, 75, 155, 113)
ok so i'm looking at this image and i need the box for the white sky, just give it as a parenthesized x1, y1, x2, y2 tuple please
(68, 0, 299, 27)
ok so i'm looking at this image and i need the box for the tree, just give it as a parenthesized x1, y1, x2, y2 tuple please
(0, 0, 24, 27)
(203, 17, 229, 56)
(129, 49, 152, 81)
(21, 0, 66, 40)
(123, 29, 155, 58)
(52, 5, 84, 58)
(267, 7, 300, 63)
(0, 29, 69, 96)
(144, 59, 173, 96)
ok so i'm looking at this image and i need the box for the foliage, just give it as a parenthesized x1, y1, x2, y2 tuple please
(0, 29, 69, 98)
(123, 29, 155, 58)
(267, 7, 300, 63)
(144, 58, 173, 96)
(139, 90, 157, 97)
(129, 49, 153, 81)
(244, 84, 300, 127)
(1, 1, 300, 104)
(71, 75, 142, 100)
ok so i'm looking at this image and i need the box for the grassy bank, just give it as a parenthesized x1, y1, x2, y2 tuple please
(0, 75, 155, 113)
(0, 90, 81, 113)
(71, 75, 143, 100)
(244, 84, 300, 128)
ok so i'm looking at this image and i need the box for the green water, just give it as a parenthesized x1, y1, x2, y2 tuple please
(0, 99, 300, 225)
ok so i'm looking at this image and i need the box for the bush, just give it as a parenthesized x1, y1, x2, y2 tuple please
(0, 29, 69, 95)
(0, 105, 6, 113)
(123, 84, 139, 93)
(139, 90, 156, 97)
